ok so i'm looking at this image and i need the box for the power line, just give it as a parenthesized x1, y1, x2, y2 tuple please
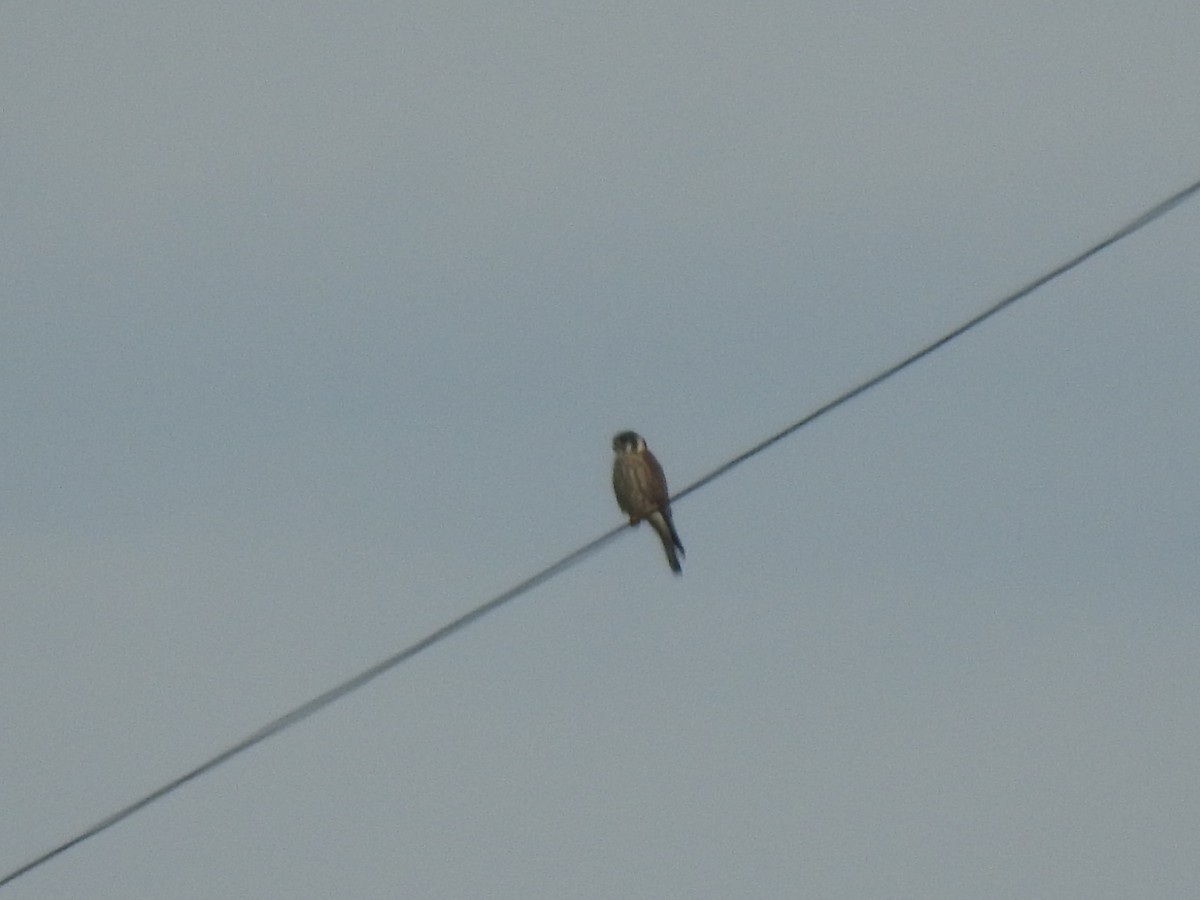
(3, 176, 1198, 890)
(674, 177, 1200, 503)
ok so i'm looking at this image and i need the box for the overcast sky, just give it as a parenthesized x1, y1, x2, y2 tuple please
(3, 2, 1200, 898)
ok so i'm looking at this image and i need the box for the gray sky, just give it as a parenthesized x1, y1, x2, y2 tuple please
(3, 2, 1199, 897)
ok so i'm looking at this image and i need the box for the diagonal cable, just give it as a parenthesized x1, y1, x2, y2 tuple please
(673, 178, 1200, 502)
(3, 175, 1198, 890)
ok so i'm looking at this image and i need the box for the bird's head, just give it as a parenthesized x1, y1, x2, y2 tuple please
(612, 430, 646, 454)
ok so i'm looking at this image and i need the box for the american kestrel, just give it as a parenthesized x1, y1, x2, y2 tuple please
(611, 430, 685, 574)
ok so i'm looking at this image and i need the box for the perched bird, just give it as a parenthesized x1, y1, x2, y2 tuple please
(611, 430, 686, 574)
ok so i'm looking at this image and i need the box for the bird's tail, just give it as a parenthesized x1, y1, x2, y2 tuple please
(649, 511, 685, 575)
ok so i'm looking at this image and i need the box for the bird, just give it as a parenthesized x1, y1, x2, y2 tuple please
(611, 430, 685, 574)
